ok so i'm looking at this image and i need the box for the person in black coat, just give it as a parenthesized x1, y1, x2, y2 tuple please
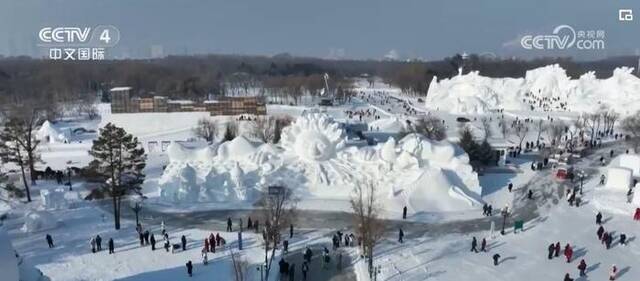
(493, 254, 501, 266)
(290, 224, 294, 239)
(398, 228, 404, 243)
(150, 234, 156, 251)
(480, 238, 487, 252)
(227, 217, 233, 232)
(402, 206, 407, 219)
(186, 260, 193, 277)
(471, 237, 478, 253)
(181, 235, 187, 251)
(46, 234, 54, 248)
(596, 212, 603, 225)
(108, 238, 115, 254)
(96, 235, 102, 251)
(620, 233, 627, 245)
(547, 243, 555, 259)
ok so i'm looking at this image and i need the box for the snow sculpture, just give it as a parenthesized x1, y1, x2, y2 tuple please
(605, 167, 632, 191)
(36, 121, 68, 144)
(158, 114, 484, 213)
(217, 136, 259, 161)
(167, 142, 216, 163)
(21, 211, 60, 233)
(176, 164, 200, 203)
(40, 188, 67, 210)
(426, 64, 640, 115)
(280, 113, 345, 161)
(617, 154, 640, 177)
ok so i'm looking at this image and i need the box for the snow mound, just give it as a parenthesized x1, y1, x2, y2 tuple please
(157, 114, 482, 212)
(217, 136, 260, 161)
(167, 142, 216, 163)
(21, 211, 61, 233)
(426, 64, 640, 115)
(37, 121, 68, 144)
(368, 117, 406, 133)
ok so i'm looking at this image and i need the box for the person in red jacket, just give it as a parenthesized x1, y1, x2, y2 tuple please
(577, 259, 587, 277)
(563, 244, 573, 263)
(634, 208, 640, 221)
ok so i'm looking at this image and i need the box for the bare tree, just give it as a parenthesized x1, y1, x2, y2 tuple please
(412, 116, 447, 141)
(480, 117, 492, 140)
(621, 111, 640, 150)
(230, 249, 249, 281)
(0, 107, 43, 198)
(193, 118, 218, 143)
(252, 116, 277, 143)
(350, 180, 385, 279)
(513, 122, 529, 149)
(547, 121, 565, 147)
(257, 185, 297, 281)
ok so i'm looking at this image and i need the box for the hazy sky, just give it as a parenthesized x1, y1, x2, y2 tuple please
(1, 0, 639, 60)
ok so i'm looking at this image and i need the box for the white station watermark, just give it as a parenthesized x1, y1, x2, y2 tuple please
(520, 25, 605, 50)
(37, 25, 120, 60)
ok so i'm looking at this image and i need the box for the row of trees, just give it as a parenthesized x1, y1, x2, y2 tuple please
(192, 116, 294, 144)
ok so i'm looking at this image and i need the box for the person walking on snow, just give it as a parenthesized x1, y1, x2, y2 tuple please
(547, 243, 555, 259)
(471, 237, 478, 253)
(96, 235, 102, 251)
(90, 237, 96, 253)
(564, 244, 573, 263)
(596, 212, 603, 225)
(108, 238, 115, 254)
(564, 273, 574, 281)
(150, 234, 156, 251)
(181, 235, 187, 251)
(398, 228, 404, 243)
(227, 217, 233, 232)
(619, 233, 627, 245)
(554, 242, 561, 257)
(46, 234, 54, 248)
(290, 224, 294, 239)
(481, 238, 487, 252)
(301, 261, 309, 281)
(508, 183, 513, 192)
(204, 238, 209, 253)
(402, 206, 407, 219)
(609, 264, 617, 280)
(634, 208, 640, 221)
(577, 259, 587, 277)
(492, 254, 501, 266)
(186, 260, 193, 277)
(597, 226, 605, 240)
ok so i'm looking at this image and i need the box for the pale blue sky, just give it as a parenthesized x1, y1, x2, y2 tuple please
(1, 0, 639, 60)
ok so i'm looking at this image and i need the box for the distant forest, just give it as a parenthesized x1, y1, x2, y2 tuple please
(0, 53, 638, 108)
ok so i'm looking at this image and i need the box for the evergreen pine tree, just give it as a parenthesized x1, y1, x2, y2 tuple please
(89, 123, 146, 230)
(458, 126, 479, 162)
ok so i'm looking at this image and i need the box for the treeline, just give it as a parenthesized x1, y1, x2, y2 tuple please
(0, 54, 637, 106)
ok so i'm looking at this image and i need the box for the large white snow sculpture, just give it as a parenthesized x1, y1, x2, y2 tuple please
(157, 114, 483, 213)
(426, 64, 640, 115)
(280, 113, 345, 161)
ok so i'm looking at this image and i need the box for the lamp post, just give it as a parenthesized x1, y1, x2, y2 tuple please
(130, 197, 144, 226)
(500, 205, 510, 235)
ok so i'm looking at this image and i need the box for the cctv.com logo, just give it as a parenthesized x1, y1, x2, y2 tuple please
(521, 25, 605, 50)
